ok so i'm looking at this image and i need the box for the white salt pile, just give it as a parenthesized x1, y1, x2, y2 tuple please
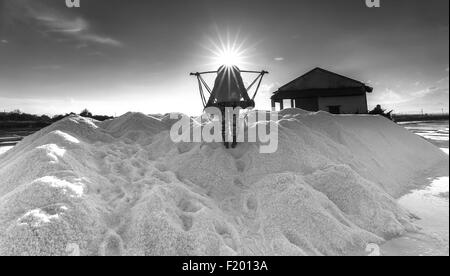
(0, 109, 447, 256)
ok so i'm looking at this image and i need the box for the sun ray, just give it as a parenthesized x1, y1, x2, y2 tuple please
(200, 28, 257, 68)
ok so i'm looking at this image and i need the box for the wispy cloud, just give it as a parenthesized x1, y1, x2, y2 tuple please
(260, 83, 277, 93)
(376, 85, 449, 107)
(5, 0, 122, 47)
(437, 76, 449, 85)
(78, 34, 122, 47)
(377, 88, 407, 104)
(34, 12, 122, 47)
(36, 15, 88, 33)
(36, 15, 122, 47)
(274, 57, 284, 61)
(412, 87, 439, 98)
(1, 40, 8, 44)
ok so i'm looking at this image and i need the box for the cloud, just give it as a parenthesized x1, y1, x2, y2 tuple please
(376, 88, 407, 104)
(437, 76, 449, 85)
(35, 13, 122, 47)
(274, 57, 284, 61)
(412, 87, 434, 98)
(78, 34, 122, 47)
(1, 40, 8, 44)
(260, 83, 276, 93)
(37, 15, 88, 33)
(379, 86, 447, 104)
(5, 0, 122, 47)
(37, 15, 122, 47)
(370, 85, 449, 113)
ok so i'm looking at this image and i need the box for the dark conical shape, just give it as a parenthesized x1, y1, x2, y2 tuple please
(206, 65, 253, 108)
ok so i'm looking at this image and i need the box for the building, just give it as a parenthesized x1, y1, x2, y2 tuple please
(271, 67, 373, 114)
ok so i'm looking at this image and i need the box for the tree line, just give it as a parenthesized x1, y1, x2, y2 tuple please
(0, 109, 113, 124)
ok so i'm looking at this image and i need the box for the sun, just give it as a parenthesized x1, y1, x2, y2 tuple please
(201, 28, 257, 68)
(215, 47, 243, 67)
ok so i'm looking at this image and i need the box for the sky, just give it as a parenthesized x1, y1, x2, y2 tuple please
(0, 0, 448, 116)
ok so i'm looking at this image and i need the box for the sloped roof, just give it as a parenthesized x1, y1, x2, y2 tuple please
(272, 67, 373, 100)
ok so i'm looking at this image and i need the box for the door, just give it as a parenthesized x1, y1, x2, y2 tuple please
(328, 105, 341, 114)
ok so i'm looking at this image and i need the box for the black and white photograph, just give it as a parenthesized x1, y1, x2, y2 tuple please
(0, 0, 448, 260)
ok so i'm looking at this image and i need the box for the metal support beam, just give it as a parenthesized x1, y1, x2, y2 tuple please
(191, 69, 268, 109)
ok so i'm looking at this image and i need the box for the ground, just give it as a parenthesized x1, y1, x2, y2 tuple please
(0, 111, 448, 256)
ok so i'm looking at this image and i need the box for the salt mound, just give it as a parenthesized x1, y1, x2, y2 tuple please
(0, 110, 447, 255)
(101, 112, 167, 143)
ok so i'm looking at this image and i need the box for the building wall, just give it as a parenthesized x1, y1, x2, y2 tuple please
(318, 95, 368, 114)
(295, 97, 319, 111)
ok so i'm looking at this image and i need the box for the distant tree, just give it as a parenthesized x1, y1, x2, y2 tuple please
(92, 115, 114, 121)
(40, 115, 51, 122)
(80, 109, 93, 118)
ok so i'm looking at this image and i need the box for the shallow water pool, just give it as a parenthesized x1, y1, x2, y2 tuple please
(0, 146, 13, 156)
(380, 121, 449, 256)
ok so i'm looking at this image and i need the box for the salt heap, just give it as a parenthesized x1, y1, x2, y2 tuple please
(0, 109, 447, 256)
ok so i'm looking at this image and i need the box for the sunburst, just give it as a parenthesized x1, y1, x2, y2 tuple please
(200, 28, 258, 68)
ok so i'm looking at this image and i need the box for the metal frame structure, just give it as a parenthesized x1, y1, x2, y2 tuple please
(190, 69, 268, 108)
